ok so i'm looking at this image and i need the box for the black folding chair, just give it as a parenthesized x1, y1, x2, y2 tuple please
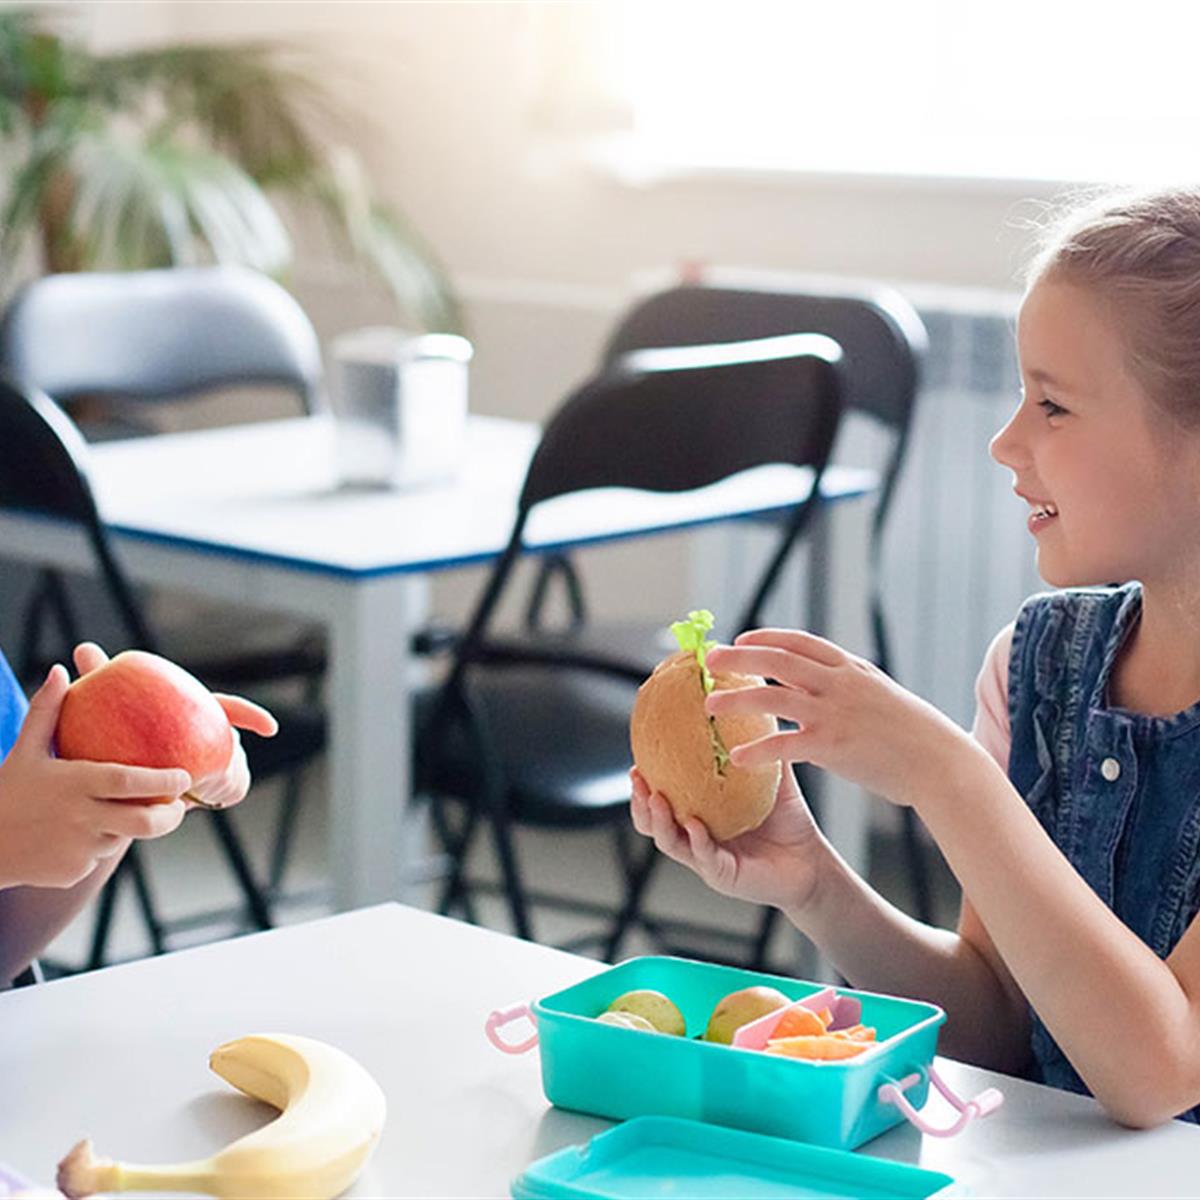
(416, 333, 843, 961)
(0, 378, 323, 969)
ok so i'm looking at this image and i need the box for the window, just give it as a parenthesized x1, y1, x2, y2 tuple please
(617, 1, 1200, 186)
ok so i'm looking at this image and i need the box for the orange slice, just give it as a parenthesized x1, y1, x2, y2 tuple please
(829, 1024, 877, 1042)
(765, 1034, 870, 1060)
(772, 1006, 828, 1039)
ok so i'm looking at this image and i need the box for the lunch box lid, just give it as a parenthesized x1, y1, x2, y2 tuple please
(511, 1115, 962, 1199)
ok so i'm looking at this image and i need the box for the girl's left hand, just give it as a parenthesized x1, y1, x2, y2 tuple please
(72, 643, 278, 811)
(704, 628, 975, 809)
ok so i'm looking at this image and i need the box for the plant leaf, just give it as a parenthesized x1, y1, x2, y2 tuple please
(88, 41, 329, 187)
(64, 124, 291, 274)
(0, 104, 84, 274)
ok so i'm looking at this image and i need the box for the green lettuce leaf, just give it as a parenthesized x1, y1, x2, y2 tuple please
(670, 609, 730, 773)
(670, 609, 717, 694)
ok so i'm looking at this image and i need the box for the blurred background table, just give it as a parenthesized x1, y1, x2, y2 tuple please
(2, 903, 1195, 1198)
(0, 413, 875, 913)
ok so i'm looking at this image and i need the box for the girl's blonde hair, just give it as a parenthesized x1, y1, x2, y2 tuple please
(1027, 186, 1200, 428)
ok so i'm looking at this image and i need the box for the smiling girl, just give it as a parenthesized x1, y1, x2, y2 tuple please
(632, 187, 1200, 1126)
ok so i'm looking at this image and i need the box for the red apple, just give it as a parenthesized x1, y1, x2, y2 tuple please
(55, 650, 233, 803)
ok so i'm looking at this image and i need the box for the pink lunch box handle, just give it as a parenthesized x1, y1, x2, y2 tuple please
(878, 1064, 1003, 1137)
(485, 1002, 539, 1054)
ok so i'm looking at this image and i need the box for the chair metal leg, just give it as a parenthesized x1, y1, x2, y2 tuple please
(87, 863, 123, 971)
(748, 762, 812, 971)
(88, 847, 167, 970)
(126, 845, 168, 955)
(11, 960, 45, 987)
(17, 571, 52, 683)
(747, 905, 778, 972)
(267, 772, 306, 895)
(602, 832, 660, 963)
(208, 810, 273, 931)
(434, 803, 481, 924)
(267, 668, 325, 896)
(487, 809, 532, 942)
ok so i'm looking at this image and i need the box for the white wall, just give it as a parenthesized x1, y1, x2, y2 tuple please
(81, 2, 1050, 631)
(142, 2, 1046, 350)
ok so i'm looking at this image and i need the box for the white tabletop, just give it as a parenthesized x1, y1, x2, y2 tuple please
(85, 414, 875, 577)
(1, 904, 1195, 1198)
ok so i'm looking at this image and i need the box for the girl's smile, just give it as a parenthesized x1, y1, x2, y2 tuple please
(1018, 494, 1059, 536)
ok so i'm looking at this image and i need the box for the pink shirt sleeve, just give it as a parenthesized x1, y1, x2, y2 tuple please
(971, 622, 1014, 773)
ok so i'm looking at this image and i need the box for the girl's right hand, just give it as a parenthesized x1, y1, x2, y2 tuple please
(0, 665, 192, 890)
(629, 764, 829, 914)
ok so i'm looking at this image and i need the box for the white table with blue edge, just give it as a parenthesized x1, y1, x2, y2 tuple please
(0, 413, 876, 919)
(1, 902, 1196, 1198)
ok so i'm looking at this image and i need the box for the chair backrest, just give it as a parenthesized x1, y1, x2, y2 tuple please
(452, 333, 844, 678)
(602, 276, 927, 676)
(604, 275, 925, 433)
(0, 376, 155, 650)
(0, 266, 323, 414)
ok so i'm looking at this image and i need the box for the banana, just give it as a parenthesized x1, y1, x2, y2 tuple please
(56, 1033, 386, 1200)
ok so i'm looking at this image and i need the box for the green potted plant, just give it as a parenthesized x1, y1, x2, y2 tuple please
(0, 8, 461, 332)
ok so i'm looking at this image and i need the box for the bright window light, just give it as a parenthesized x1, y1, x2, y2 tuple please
(619, 0, 1200, 185)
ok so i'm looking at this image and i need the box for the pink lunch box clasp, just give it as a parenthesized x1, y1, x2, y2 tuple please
(878, 1064, 1004, 1137)
(485, 1002, 539, 1054)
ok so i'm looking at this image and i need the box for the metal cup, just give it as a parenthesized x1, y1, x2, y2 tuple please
(329, 326, 473, 489)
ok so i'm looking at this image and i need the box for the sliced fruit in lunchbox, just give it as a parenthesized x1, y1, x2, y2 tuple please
(770, 1006, 828, 1039)
(601, 990, 687, 1036)
(829, 1024, 877, 1042)
(703, 986, 791, 1045)
(765, 1034, 873, 1060)
(732, 986, 835, 1050)
(595, 1011, 659, 1033)
(732, 987, 875, 1058)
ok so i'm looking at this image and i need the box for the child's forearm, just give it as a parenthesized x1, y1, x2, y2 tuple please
(783, 837, 1030, 1072)
(918, 738, 1198, 1126)
(0, 847, 127, 986)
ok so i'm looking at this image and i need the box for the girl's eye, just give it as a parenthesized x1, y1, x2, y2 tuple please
(1037, 397, 1067, 418)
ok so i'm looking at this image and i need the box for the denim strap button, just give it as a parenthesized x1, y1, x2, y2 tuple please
(1100, 757, 1121, 782)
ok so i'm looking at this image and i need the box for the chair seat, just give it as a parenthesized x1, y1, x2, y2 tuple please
(417, 666, 639, 826)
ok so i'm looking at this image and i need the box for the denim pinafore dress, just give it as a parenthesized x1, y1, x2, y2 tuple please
(1008, 583, 1200, 1121)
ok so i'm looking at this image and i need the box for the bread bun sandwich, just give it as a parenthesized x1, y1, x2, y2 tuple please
(630, 610, 780, 841)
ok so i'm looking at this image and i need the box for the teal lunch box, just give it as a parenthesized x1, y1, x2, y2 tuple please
(487, 955, 1002, 1151)
(510, 1115, 963, 1199)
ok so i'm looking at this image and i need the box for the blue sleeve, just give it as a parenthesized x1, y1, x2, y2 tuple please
(0, 648, 28, 759)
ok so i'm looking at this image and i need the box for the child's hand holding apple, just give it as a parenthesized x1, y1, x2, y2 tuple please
(0, 644, 277, 890)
